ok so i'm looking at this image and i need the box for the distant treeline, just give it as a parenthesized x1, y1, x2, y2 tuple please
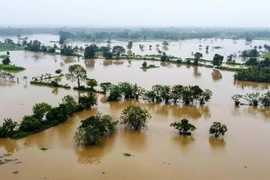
(1, 27, 270, 40)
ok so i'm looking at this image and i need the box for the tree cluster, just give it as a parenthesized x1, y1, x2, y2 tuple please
(232, 91, 270, 107)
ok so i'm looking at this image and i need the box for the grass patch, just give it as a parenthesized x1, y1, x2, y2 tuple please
(0, 55, 9, 59)
(123, 153, 131, 157)
(261, 52, 270, 59)
(0, 64, 25, 71)
(0, 44, 23, 51)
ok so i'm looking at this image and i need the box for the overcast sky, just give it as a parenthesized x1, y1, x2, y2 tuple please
(1, 0, 270, 27)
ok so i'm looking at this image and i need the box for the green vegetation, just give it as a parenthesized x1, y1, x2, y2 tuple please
(0, 94, 96, 139)
(193, 52, 203, 65)
(123, 153, 131, 157)
(213, 54, 224, 67)
(141, 61, 159, 69)
(232, 91, 270, 107)
(241, 48, 259, 57)
(0, 64, 25, 71)
(234, 66, 270, 82)
(30, 81, 71, 89)
(55, 69, 62, 74)
(170, 119, 196, 136)
(66, 64, 87, 87)
(0, 43, 23, 51)
(120, 105, 152, 130)
(40, 147, 48, 151)
(74, 112, 117, 146)
(209, 122, 228, 138)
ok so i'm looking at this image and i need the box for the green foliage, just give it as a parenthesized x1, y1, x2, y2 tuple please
(234, 67, 270, 83)
(127, 41, 133, 49)
(245, 58, 258, 66)
(47, 48, 56, 53)
(25, 40, 42, 52)
(86, 78, 98, 90)
(55, 69, 62, 74)
(74, 112, 117, 146)
(142, 61, 147, 68)
(84, 45, 98, 59)
(2, 57, 11, 65)
(19, 115, 42, 132)
(107, 85, 122, 101)
(170, 119, 196, 136)
(78, 92, 97, 109)
(46, 105, 69, 123)
(231, 94, 243, 106)
(66, 64, 87, 87)
(103, 52, 113, 59)
(32, 102, 52, 120)
(193, 52, 203, 65)
(0, 64, 25, 71)
(123, 153, 131, 157)
(160, 52, 168, 61)
(40, 147, 48, 151)
(213, 54, 224, 67)
(241, 49, 259, 57)
(120, 105, 152, 130)
(100, 82, 112, 93)
(61, 95, 78, 115)
(112, 46, 125, 56)
(60, 45, 75, 56)
(0, 118, 17, 138)
(209, 122, 228, 138)
(232, 91, 270, 107)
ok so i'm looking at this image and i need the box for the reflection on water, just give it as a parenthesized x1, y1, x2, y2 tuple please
(120, 129, 147, 151)
(212, 69, 222, 81)
(85, 59, 95, 69)
(209, 137, 226, 149)
(75, 133, 116, 164)
(0, 139, 20, 155)
(113, 61, 124, 65)
(172, 135, 195, 151)
(107, 101, 211, 120)
(193, 66, 201, 78)
(103, 60, 113, 67)
(234, 80, 270, 90)
(231, 106, 270, 121)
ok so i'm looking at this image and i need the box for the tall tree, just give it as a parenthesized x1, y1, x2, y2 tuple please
(193, 52, 203, 65)
(213, 54, 224, 67)
(66, 64, 87, 87)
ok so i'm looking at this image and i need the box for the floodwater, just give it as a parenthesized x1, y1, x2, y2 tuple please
(0, 49, 270, 179)
(2, 34, 270, 62)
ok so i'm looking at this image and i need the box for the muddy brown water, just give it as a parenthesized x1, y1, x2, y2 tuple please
(0, 50, 270, 180)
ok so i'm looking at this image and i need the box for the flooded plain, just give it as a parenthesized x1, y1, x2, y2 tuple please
(0, 47, 270, 179)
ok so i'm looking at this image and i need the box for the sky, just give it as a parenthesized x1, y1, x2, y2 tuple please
(1, 0, 270, 28)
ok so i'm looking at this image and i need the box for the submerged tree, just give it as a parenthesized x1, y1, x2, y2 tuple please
(66, 64, 87, 87)
(32, 102, 52, 120)
(213, 54, 224, 67)
(74, 112, 118, 146)
(170, 119, 196, 136)
(120, 105, 151, 130)
(193, 52, 203, 65)
(100, 82, 112, 94)
(209, 122, 228, 138)
(0, 118, 17, 138)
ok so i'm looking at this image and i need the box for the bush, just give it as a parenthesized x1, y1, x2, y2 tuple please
(0, 118, 17, 137)
(19, 115, 42, 132)
(170, 119, 196, 136)
(61, 95, 78, 115)
(32, 102, 52, 120)
(46, 105, 69, 123)
(120, 105, 151, 130)
(74, 112, 118, 146)
(55, 69, 62, 74)
(209, 122, 228, 138)
(78, 92, 97, 109)
(47, 48, 56, 53)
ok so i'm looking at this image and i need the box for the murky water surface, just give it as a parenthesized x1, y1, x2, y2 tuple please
(0, 35, 270, 180)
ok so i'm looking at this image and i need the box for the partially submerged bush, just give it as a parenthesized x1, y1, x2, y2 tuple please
(74, 112, 118, 146)
(19, 115, 41, 132)
(0, 118, 17, 138)
(170, 119, 196, 136)
(209, 122, 228, 138)
(120, 105, 151, 130)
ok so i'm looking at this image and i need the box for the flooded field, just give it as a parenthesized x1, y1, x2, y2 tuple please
(0, 49, 270, 180)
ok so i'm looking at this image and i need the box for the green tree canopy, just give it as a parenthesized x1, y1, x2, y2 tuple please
(120, 105, 152, 130)
(170, 119, 196, 136)
(209, 122, 228, 138)
(66, 64, 87, 87)
(213, 54, 224, 67)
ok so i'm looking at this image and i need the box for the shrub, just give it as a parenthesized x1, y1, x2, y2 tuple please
(0, 118, 17, 137)
(74, 112, 117, 146)
(170, 119, 196, 136)
(19, 115, 42, 132)
(32, 102, 52, 120)
(55, 69, 62, 74)
(46, 105, 69, 123)
(120, 105, 151, 130)
(209, 122, 228, 138)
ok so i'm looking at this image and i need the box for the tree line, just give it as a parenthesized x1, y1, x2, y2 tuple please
(232, 91, 270, 106)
